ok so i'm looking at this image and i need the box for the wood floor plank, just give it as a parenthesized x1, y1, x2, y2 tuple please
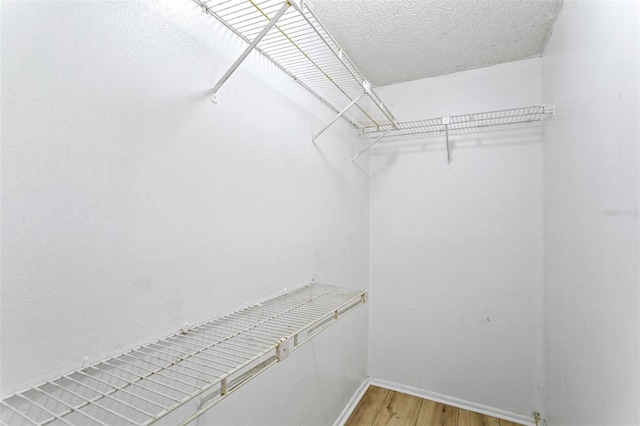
(345, 387, 523, 426)
(371, 391, 423, 426)
(458, 409, 501, 426)
(458, 410, 482, 426)
(345, 386, 393, 426)
(481, 415, 501, 426)
(415, 399, 459, 426)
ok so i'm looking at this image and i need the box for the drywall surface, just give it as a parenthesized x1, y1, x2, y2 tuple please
(0, 1, 369, 423)
(542, 2, 640, 425)
(368, 58, 545, 418)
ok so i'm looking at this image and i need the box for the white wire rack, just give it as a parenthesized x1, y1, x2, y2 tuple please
(1, 283, 366, 426)
(353, 105, 555, 161)
(360, 105, 553, 139)
(196, 0, 397, 139)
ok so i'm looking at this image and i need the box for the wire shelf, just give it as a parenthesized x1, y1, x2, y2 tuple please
(196, 0, 396, 129)
(1, 284, 366, 426)
(360, 105, 553, 140)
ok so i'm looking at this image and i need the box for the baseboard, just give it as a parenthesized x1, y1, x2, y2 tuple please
(367, 378, 535, 426)
(333, 377, 371, 426)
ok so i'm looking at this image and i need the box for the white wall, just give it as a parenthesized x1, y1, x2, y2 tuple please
(0, 1, 369, 423)
(368, 58, 545, 419)
(4, 2, 639, 425)
(542, 2, 640, 425)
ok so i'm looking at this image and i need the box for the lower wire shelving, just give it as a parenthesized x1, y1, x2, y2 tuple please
(1, 283, 366, 426)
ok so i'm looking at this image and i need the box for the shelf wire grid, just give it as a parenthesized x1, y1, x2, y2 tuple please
(196, 0, 397, 129)
(361, 106, 552, 140)
(1, 284, 366, 426)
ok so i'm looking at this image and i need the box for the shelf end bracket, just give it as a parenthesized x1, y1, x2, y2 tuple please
(276, 338, 290, 361)
(543, 103, 555, 115)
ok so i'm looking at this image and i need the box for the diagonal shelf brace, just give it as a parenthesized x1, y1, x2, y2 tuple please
(198, 0, 398, 130)
(210, 0, 291, 103)
(312, 86, 367, 143)
(351, 126, 395, 162)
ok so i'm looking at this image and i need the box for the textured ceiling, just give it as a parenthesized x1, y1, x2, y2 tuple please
(308, 0, 563, 87)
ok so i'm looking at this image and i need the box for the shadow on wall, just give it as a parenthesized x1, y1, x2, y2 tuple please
(367, 124, 544, 157)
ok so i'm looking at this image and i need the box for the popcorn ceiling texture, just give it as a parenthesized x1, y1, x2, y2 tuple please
(309, 0, 563, 87)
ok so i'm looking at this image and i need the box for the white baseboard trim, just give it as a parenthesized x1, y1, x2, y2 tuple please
(333, 377, 371, 426)
(362, 378, 535, 426)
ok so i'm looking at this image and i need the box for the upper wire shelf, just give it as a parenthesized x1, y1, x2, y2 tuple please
(352, 105, 554, 162)
(360, 105, 554, 140)
(196, 0, 397, 131)
(1, 283, 366, 426)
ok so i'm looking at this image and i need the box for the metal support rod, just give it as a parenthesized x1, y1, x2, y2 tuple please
(211, 0, 291, 103)
(445, 124, 451, 164)
(312, 91, 365, 141)
(441, 116, 451, 164)
(351, 128, 394, 161)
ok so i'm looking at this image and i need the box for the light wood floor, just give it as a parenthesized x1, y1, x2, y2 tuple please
(345, 386, 522, 426)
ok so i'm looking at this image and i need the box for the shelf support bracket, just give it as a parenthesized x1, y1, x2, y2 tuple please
(351, 126, 395, 161)
(442, 116, 451, 164)
(312, 86, 368, 142)
(544, 103, 555, 115)
(210, 0, 291, 103)
(276, 338, 290, 361)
